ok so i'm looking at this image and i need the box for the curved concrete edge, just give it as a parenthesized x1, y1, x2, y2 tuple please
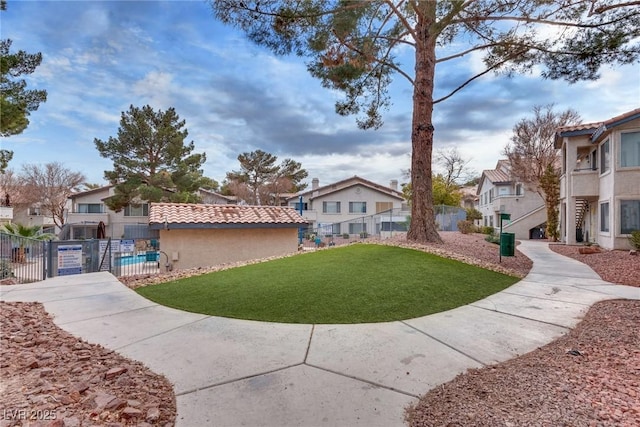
(1, 241, 638, 426)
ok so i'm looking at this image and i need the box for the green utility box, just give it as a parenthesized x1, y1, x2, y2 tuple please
(500, 233, 515, 257)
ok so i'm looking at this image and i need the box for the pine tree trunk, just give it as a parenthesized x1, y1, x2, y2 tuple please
(407, 5, 442, 244)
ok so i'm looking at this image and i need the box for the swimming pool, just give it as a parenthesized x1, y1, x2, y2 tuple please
(118, 252, 159, 266)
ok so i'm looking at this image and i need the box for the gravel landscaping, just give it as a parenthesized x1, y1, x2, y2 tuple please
(2, 232, 638, 426)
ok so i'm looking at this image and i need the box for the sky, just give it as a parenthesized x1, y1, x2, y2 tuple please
(2, 0, 639, 190)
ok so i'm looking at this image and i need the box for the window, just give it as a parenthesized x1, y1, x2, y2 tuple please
(600, 139, 610, 173)
(331, 223, 341, 235)
(489, 216, 493, 227)
(123, 224, 157, 239)
(600, 202, 609, 233)
(72, 225, 97, 240)
(293, 202, 308, 211)
(124, 204, 149, 217)
(348, 222, 367, 234)
(515, 184, 523, 196)
(322, 201, 340, 213)
(620, 200, 640, 234)
(620, 131, 640, 168)
(349, 201, 366, 214)
(77, 203, 103, 213)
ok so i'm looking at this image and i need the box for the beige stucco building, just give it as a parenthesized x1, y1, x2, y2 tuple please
(148, 203, 307, 270)
(477, 160, 546, 239)
(555, 108, 640, 250)
(64, 186, 235, 240)
(286, 176, 406, 237)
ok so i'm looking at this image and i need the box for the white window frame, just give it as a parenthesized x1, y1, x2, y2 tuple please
(322, 201, 341, 214)
(600, 139, 610, 175)
(349, 201, 367, 214)
(620, 131, 640, 168)
(599, 201, 610, 234)
(620, 199, 640, 235)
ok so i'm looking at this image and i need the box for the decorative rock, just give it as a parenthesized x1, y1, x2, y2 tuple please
(25, 358, 40, 369)
(120, 407, 143, 420)
(105, 366, 127, 380)
(93, 392, 118, 410)
(146, 407, 161, 422)
(72, 381, 90, 393)
(40, 367, 54, 377)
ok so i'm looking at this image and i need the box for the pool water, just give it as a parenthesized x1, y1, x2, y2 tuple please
(118, 252, 159, 266)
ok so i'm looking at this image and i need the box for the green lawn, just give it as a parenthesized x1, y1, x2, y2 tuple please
(136, 244, 519, 324)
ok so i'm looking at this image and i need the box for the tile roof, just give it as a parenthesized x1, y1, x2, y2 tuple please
(482, 168, 511, 184)
(555, 108, 640, 147)
(149, 203, 307, 228)
(290, 175, 404, 200)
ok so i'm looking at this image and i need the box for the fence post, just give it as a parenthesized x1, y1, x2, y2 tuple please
(41, 240, 46, 281)
(47, 240, 53, 278)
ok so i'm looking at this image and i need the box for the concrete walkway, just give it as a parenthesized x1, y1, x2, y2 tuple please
(1, 241, 638, 426)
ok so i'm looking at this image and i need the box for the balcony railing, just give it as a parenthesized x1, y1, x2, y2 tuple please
(569, 169, 598, 197)
(0, 206, 13, 221)
(66, 212, 109, 224)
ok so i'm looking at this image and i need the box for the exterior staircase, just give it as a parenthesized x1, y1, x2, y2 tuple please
(575, 199, 588, 242)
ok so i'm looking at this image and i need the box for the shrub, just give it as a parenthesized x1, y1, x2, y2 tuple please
(465, 207, 482, 222)
(359, 232, 369, 238)
(0, 259, 13, 280)
(342, 233, 350, 239)
(629, 230, 640, 250)
(457, 220, 475, 234)
(485, 232, 500, 245)
(481, 226, 494, 235)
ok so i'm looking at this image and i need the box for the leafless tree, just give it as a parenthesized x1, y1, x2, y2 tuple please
(435, 147, 476, 186)
(503, 104, 581, 239)
(0, 168, 38, 211)
(503, 104, 581, 194)
(20, 162, 85, 228)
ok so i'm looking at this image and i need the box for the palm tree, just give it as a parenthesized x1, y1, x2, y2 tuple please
(1, 223, 54, 263)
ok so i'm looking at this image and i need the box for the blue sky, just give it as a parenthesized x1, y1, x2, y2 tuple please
(2, 0, 639, 189)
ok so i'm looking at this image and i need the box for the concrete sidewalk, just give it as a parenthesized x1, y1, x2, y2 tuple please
(1, 241, 638, 426)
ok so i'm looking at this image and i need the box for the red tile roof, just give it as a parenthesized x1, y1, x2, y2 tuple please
(149, 203, 307, 228)
(557, 108, 640, 134)
(555, 108, 640, 148)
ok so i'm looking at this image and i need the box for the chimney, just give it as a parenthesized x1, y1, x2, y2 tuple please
(312, 178, 319, 190)
(390, 179, 398, 191)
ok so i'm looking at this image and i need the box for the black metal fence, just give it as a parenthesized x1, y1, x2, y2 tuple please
(0, 233, 165, 284)
(47, 237, 165, 279)
(0, 232, 47, 284)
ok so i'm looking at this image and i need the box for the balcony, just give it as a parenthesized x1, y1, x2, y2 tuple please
(0, 206, 13, 222)
(298, 209, 317, 222)
(66, 212, 109, 225)
(490, 194, 522, 212)
(569, 170, 598, 197)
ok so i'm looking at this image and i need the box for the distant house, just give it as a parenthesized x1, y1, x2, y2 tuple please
(198, 188, 237, 205)
(555, 108, 640, 250)
(148, 203, 307, 270)
(285, 176, 406, 237)
(477, 160, 546, 239)
(64, 186, 233, 240)
(63, 186, 154, 240)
